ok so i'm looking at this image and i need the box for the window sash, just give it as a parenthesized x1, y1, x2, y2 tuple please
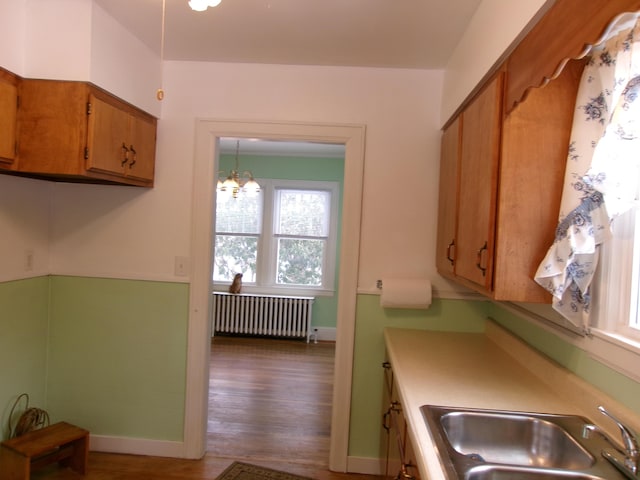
(213, 179, 338, 294)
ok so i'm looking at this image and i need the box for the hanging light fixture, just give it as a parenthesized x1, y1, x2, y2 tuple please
(189, 0, 222, 11)
(217, 140, 261, 199)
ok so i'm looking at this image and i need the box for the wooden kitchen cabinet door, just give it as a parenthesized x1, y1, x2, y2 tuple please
(455, 73, 503, 291)
(0, 69, 19, 166)
(435, 117, 460, 278)
(86, 94, 131, 177)
(124, 113, 156, 183)
(87, 94, 156, 183)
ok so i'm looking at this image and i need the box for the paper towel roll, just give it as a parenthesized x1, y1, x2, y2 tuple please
(380, 278, 432, 309)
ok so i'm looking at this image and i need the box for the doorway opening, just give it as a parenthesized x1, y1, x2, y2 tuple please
(208, 137, 344, 466)
(186, 120, 366, 472)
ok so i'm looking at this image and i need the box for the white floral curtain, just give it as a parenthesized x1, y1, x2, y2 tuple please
(535, 13, 640, 331)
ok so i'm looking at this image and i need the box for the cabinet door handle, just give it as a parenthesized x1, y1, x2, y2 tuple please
(121, 143, 129, 166)
(382, 408, 391, 431)
(476, 241, 488, 276)
(129, 145, 137, 168)
(446, 240, 456, 265)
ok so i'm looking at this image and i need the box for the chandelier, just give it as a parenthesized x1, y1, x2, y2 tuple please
(189, 0, 222, 11)
(217, 140, 261, 199)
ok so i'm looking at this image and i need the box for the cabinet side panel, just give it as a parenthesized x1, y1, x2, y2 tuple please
(0, 75, 18, 164)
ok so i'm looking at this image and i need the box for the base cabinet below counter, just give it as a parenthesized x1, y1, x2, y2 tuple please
(381, 360, 421, 480)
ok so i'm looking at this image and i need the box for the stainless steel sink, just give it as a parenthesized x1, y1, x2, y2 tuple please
(421, 405, 625, 480)
(464, 465, 608, 479)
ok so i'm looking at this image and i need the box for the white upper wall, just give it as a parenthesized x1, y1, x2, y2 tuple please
(0, 0, 26, 74)
(0, 176, 51, 282)
(0, 0, 161, 117)
(49, 61, 452, 293)
(23, 0, 92, 80)
(90, 3, 162, 116)
(441, 0, 549, 123)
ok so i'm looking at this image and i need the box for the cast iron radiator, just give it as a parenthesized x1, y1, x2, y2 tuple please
(212, 292, 315, 342)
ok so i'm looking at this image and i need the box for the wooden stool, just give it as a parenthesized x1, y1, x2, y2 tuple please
(0, 422, 89, 480)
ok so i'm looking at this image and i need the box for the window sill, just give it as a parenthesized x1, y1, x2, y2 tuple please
(212, 285, 335, 297)
(587, 328, 640, 382)
(499, 302, 640, 383)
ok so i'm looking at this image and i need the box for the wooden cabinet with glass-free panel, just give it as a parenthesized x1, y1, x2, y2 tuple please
(0, 68, 19, 167)
(437, 60, 584, 302)
(380, 361, 420, 480)
(14, 79, 156, 186)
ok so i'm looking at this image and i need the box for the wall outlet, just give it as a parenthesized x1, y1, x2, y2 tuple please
(174, 256, 190, 277)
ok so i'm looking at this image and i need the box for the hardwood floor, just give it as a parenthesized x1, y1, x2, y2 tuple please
(32, 336, 379, 480)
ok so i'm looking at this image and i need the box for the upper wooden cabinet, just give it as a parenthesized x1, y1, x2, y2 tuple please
(436, 0, 639, 302)
(0, 68, 19, 166)
(437, 62, 584, 302)
(11, 79, 156, 187)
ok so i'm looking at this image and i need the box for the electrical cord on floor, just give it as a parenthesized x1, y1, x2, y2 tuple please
(8, 393, 49, 438)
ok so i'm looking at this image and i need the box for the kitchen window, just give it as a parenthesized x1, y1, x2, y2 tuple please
(592, 198, 640, 344)
(213, 179, 338, 295)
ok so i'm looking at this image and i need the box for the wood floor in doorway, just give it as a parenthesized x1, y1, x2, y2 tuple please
(208, 335, 335, 467)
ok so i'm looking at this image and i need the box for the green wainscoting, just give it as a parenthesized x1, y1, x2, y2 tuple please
(348, 294, 488, 459)
(46, 276, 189, 441)
(0, 277, 50, 441)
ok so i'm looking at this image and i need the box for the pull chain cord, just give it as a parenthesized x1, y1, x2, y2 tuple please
(157, 0, 166, 101)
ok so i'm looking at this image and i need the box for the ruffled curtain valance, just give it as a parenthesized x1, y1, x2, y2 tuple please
(535, 13, 640, 331)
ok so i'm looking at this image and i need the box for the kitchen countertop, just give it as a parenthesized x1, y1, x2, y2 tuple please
(384, 321, 640, 480)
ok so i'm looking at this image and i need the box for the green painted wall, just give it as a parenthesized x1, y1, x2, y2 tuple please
(0, 277, 49, 441)
(219, 153, 345, 330)
(348, 294, 488, 458)
(45, 276, 189, 440)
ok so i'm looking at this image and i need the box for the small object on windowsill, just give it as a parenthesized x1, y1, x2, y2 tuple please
(229, 273, 243, 294)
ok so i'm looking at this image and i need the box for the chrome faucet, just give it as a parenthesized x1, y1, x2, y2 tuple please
(598, 405, 640, 479)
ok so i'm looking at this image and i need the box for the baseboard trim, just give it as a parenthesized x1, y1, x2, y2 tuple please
(90, 434, 185, 458)
(311, 326, 336, 342)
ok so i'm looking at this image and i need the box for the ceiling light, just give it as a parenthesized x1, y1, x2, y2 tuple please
(189, 0, 222, 11)
(217, 140, 261, 199)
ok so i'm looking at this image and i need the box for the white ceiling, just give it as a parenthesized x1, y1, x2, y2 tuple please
(94, 0, 482, 156)
(94, 0, 482, 69)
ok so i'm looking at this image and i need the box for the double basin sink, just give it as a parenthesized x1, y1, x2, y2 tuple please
(421, 405, 629, 479)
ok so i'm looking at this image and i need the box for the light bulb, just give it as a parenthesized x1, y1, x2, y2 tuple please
(188, 0, 208, 11)
(189, 0, 222, 11)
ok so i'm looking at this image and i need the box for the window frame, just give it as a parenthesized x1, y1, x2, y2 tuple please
(587, 202, 640, 381)
(213, 178, 340, 297)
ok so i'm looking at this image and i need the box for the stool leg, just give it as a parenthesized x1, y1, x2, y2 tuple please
(0, 447, 30, 480)
(64, 436, 89, 474)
